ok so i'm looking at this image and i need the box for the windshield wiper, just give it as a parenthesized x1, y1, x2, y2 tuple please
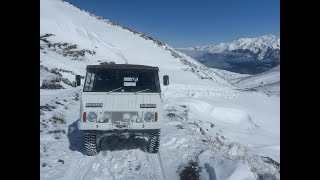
(134, 89, 150, 94)
(107, 87, 123, 94)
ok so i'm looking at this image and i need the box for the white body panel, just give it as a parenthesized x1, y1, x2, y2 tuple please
(77, 92, 162, 131)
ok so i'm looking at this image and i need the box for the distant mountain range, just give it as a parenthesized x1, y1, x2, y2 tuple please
(178, 35, 280, 74)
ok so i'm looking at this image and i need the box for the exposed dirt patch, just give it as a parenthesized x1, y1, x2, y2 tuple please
(179, 161, 201, 180)
(50, 115, 66, 124)
(40, 104, 56, 111)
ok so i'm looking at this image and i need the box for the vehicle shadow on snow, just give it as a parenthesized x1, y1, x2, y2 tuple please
(67, 120, 86, 155)
(99, 135, 148, 153)
(67, 120, 148, 155)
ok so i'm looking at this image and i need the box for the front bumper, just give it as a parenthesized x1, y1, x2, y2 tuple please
(77, 120, 160, 132)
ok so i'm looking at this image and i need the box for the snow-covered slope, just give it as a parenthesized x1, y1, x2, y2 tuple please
(40, 0, 280, 179)
(178, 35, 280, 74)
(233, 65, 280, 96)
(40, 0, 233, 92)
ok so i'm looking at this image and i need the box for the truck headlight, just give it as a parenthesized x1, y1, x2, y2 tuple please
(131, 115, 137, 121)
(123, 113, 131, 121)
(87, 112, 97, 122)
(144, 112, 153, 122)
(99, 112, 111, 123)
(103, 112, 111, 123)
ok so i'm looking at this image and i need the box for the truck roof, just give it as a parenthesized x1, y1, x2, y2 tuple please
(86, 64, 159, 71)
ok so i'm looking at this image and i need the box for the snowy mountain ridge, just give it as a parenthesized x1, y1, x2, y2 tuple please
(177, 35, 280, 74)
(179, 35, 280, 60)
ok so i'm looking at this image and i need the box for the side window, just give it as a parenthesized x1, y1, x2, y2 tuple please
(154, 71, 160, 92)
(84, 72, 95, 91)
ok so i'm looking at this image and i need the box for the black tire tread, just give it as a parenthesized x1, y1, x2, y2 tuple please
(84, 132, 99, 156)
(147, 130, 161, 153)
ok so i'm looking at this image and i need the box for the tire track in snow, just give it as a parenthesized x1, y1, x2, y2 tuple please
(146, 152, 166, 180)
(58, 155, 97, 180)
(64, 149, 166, 180)
(157, 152, 166, 180)
(82, 151, 166, 180)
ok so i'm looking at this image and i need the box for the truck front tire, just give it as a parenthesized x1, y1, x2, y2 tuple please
(147, 130, 160, 153)
(84, 132, 99, 156)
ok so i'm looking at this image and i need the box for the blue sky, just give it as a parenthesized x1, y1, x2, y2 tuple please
(65, 0, 279, 48)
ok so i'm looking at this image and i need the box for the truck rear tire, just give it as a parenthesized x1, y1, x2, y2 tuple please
(85, 132, 99, 156)
(147, 130, 160, 153)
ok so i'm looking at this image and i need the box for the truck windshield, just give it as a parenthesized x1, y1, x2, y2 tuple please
(83, 69, 160, 93)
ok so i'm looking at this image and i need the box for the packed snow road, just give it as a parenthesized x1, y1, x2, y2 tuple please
(59, 147, 165, 180)
(64, 125, 166, 180)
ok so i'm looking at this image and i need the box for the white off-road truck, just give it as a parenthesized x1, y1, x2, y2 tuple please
(75, 63, 169, 156)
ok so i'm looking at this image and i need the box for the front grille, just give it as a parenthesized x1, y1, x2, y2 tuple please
(110, 111, 139, 124)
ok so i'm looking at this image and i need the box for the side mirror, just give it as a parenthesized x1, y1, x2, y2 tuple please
(75, 75, 81, 86)
(163, 75, 169, 86)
